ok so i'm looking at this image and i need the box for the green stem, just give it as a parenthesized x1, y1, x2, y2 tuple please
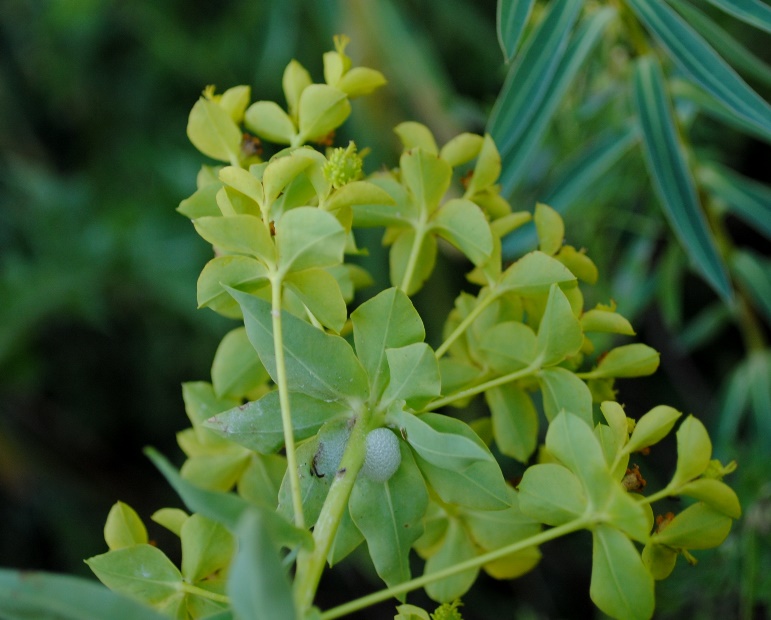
(320, 517, 592, 620)
(399, 223, 428, 294)
(181, 583, 230, 604)
(422, 361, 541, 412)
(434, 290, 496, 360)
(293, 413, 371, 614)
(271, 277, 305, 530)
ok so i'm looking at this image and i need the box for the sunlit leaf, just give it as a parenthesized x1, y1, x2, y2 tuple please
(518, 463, 588, 525)
(104, 502, 148, 551)
(187, 97, 241, 164)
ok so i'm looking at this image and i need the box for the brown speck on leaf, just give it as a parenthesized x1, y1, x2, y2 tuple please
(269, 221, 276, 236)
(460, 170, 473, 188)
(241, 133, 263, 157)
(655, 512, 675, 533)
(622, 464, 646, 492)
(315, 131, 336, 147)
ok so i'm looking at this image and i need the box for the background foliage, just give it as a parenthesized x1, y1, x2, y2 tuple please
(0, 0, 768, 618)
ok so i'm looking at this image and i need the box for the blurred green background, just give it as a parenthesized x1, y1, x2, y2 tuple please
(0, 1, 768, 618)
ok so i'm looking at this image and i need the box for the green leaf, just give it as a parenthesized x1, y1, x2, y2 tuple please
(732, 251, 771, 325)
(297, 84, 351, 143)
(85, 545, 183, 610)
(430, 198, 493, 266)
(651, 502, 732, 550)
(104, 502, 148, 551)
(546, 412, 613, 509)
(704, 0, 771, 34)
(284, 267, 348, 333)
(349, 445, 428, 592)
(0, 569, 169, 620)
(499, 251, 577, 296)
(439, 133, 484, 167)
(244, 101, 296, 145)
(145, 447, 311, 549)
(394, 122, 438, 154)
(625, 405, 682, 455)
(642, 542, 678, 580)
(669, 0, 771, 87)
(351, 287, 425, 400)
(194, 215, 275, 264)
(337, 67, 388, 98)
(229, 287, 369, 404)
(699, 163, 771, 240)
(600, 401, 630, 452)
(187, 97, 242, 164)
(238, 453, 286, 509)
(584, 344, 660, 379)
(485, 383, 538, 462)
(397, 410, 491, 469)
(678, 478, 741, 519)
(494, 7, 615, 193)
(478, 321, 538, 373)
(218, 85, 250, 123)
(424, 517, 479, 603)
(227, 510, 296, 620)
(211, 327, 270, 399)
(409, 414, 510, 510)
(590, 525, 655, 620)
(670, 415, 712, 487)
(151, 508, 188, 537)
(197, 255, 269, 318)
(262, 152, 314, 207)
(464, 134, 502, 197)
(275, 207, 346, 274)
(537, 367, 593, 424)
(382, 343, 441, 410)
(496, 0, 535, 62)
(178, 182, 221, 218)
(324, 180, 396, 212)
(180, 514, 235, 583)
(488, 0, 582, 159)
(518, 463, 588, 525)
(204, 390, 348, 454)
(632, 55, 732, 301)
(628, 0, 771, 135)
(534, 203, 564, 256)
(535, 283, 583, 367)
(400, 149, 452, 215)
(580, 308, 636, 336)
(219, 166, 265, 209)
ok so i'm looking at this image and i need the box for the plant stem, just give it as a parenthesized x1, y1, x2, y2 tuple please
(294, 414, 370, 614)
(422, 361, 540, 412)
(399, 223, 428, 294)
(320, 517, 592, 619)
(434, 289, 496, 360)
(271, 277, 305, 530)
(181, 583, 230, 604)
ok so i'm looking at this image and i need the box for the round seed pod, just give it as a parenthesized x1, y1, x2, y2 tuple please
(361, 428, 401, 483)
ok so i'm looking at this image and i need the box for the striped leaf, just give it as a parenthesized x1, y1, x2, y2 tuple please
(496, 0, 535, 62)
(488, 0, 582, 161)
(698, 162, 771, 240)
(495, 7, 616, 194)
(628, 0, 771, 136)
(668, 0, 771, 88)
(632, 55, 731, 301)
(704, 0, 771, 34)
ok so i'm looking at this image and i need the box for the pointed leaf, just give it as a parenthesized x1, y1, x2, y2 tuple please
(351, 287, 425, 399)
(625, 405, 681, 454)
(651, 502, 732, 549)
(197, 255, 269, 318)
(678, 478, 741, 519)
(499, 251, 577, 296)
(518, 463, 588, 525)
(497, 0, 535, 62)
(671, 415, 712, 487)
(244, 101, 296, 144)
(536, 283, 583, 367)
(628, 0, 771, 135)
(400, 149, 452, 215)
(485, 383, 538, 462)
(633, 55, 731, 300)
(424, 518, 479, 603)
(194, 215, 275, 263)
(382, 343, 441, 410)
(538, 367, 593, 424)
(704, 0, 771, 35)
(534, 203, 564, 256)
(298, 84, 351, 142)
(180, 514, 235, 583)
(211, 327, 270, 399)
(227, 510, 295, 620)
(439, 133, 484, 167)
(284, 267, 348, 333)
(275, 207, 346, 274)
(478, 321, 538, 373)
(104, 502, 148, 551)
(187, 97, 241, 164)
(431, 198, 493, 265)
(585, 344, 660, 379)
(394, 122, 438, 154)
(350, 445, 428, 591)
(0, 570, 168, 620)
(204, 390, 348, 454)
(228, 287, 369, 404)
(590, 525, 655, 620)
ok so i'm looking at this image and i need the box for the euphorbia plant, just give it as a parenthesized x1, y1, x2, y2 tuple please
(77, 36, 740, 620)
